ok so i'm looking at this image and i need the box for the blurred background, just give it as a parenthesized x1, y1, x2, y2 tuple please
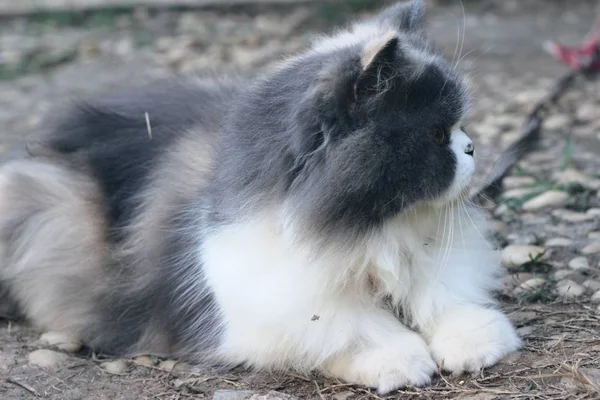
(0, 0, 596, 155)
(2, 2, 600, 400)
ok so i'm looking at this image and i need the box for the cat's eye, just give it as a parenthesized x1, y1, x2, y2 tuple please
(431, 129, 446, 146)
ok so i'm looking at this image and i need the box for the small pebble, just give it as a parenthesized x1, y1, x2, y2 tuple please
(577, 103, 599, 122)
(501, 272, 534, 290)
(521, 190, 569, 211)
(213, 390, 256, 400)
(503, 176, 536, 189)
(544, 114, 570, 130)
(332, 391, 355, 400)
(516, 326, 534, 337)
(454, 394, 497, 400)
(28, 349, 69, 369)
(553, 168, 591, 186)
(554, 269, 574, 280)
(502, 187, 539, 199)
(501, 245, 548, 268)
(589, 231, 600, 240)
(172, 362, 202, 374)
(545, 237, 573, 247)
(591, 291, 600, 303)
(509, 310, 538, 324)
(568, 256, 590, 271)
(515, 89, 545, 104)
(553, 209, 593, 223)
(582, 242, 600, 254)
(133, 355, 155, 367)
(158, 360, 178, 372)
(250, 392, 298, 400)
(101, 359, 128, 374)
(583, 280, 600, 291)
(513, 278, 548, 295)
(556, 279, 585, 298)
(38, 332, 82, 353)
(494, 203, 510, 217)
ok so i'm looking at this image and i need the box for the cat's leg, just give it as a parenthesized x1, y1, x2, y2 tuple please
(201, 220, 437, 394)
(410, 208, 521, 374)
(318, 306, 437, 394)
(423, 304, 520, 374)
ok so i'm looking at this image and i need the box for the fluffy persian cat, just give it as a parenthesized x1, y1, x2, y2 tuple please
(0, 0, 520, 393)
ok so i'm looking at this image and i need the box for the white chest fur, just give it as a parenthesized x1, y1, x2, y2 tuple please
(200, 203, 504, 372)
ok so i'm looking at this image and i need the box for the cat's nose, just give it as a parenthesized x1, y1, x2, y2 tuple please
(464, 142, 474, 156)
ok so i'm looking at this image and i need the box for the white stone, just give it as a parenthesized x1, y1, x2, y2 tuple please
(568, 256, 590, 271)
(473, 124, 501, 139)
(501, 245, 548, 268)
(552, 209, 593, 223)
(545, 114, 570, 130)
(503, 176, 536, 189)
(554, 269, 573, 280)
(454, 394, 496, 400)
(585, 180, 600, 190)
(583, 280, 600, 291)
(213, 390, 256, 400)
(513, 278, 548, 295)
(515, 90, 545, 105)
(133, 355, 154, 367)
(501, 272, 534, 290)
(28, 349, 69, 369)
(38, 332, 82, 353)
(582, 242, 600, 254)
(521, 191, 569, 211)
(494, 203, 510, 217)
(101, 359, 128, 374)
(553, 168, 588, 185)
(250, 392, 298, 400)
(556, 280, 585, 298)
(516, 326, 534, 337)
(502, 187, 539, 199)
(591, 291, 600, 303)
(509, 311, 538, 324)
(589, 231, 600, 240)
(158, 360, 178, 372)
(332, 391, 355, 400)
(577, 103, 599, 122)
(492, 114, 519, 129)
(545, 237, 574, 247)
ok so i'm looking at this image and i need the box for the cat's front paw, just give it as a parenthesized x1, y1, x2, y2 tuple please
(324, 331, 437, 395)
(428, 306, 521, 374)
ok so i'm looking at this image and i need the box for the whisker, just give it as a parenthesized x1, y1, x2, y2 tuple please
(454, 0, 466, 70)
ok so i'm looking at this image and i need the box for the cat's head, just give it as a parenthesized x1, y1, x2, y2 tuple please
(218, 0, 473, 238)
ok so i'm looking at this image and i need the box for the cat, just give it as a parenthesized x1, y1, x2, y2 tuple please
(0, 0, 520, 394)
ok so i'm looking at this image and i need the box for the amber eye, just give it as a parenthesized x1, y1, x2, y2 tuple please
(431, 129, 446, 146)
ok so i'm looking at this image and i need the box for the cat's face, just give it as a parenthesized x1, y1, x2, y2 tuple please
(285, 1, 473, 235)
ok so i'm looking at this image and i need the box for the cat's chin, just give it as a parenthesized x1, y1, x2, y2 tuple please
(428, 185, 472, 209)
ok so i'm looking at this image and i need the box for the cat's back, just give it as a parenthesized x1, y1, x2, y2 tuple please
(29, 77, 243, 235)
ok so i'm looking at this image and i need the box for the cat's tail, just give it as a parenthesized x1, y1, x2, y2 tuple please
(0, 156, 109, 340)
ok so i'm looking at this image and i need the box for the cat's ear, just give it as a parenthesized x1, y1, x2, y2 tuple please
(377, 0, 425, 33)
(354, 34, 400, 101)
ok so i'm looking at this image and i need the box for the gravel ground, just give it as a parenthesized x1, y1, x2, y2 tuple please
(1, 1, 600, 399)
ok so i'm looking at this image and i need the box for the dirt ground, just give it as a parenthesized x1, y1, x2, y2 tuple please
(1, 0, 600, 399)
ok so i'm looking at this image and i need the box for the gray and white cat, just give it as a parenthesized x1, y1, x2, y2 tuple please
(0, 0, 520, 394)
